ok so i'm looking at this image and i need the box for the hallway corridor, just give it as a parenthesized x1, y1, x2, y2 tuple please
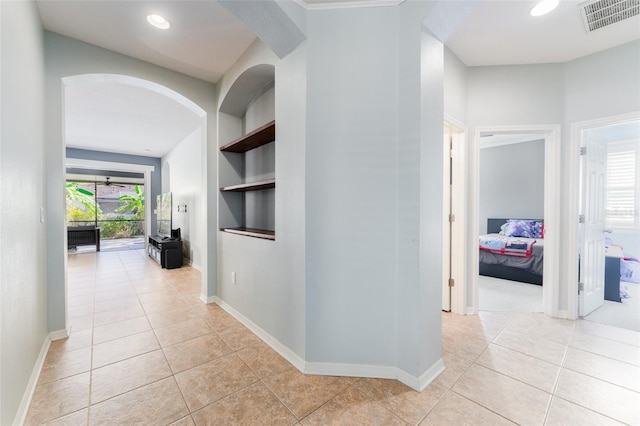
(24, 250, 640, 425)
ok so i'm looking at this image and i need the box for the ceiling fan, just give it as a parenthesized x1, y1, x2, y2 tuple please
(104, 177, 125, 187)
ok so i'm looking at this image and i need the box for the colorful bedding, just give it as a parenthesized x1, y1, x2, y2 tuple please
(479, 233, 544, 276)
(479, 234, 537, 258)
(499, 219, 544, 239)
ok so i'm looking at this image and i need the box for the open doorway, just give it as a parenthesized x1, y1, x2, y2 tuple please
(469, 125, 561, 317)
(577, 117, 640, 331)
(477, 134, 545, 312)
(66, 172, 146, 253)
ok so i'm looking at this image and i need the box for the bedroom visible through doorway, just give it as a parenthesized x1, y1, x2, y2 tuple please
(476, 132, 546, 313)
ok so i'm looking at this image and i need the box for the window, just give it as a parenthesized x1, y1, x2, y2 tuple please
(606, 140, 640, 230)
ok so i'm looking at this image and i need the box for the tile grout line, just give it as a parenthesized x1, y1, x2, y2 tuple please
(48, 253, 639, 425)
(86, 253, 99, 422)
(541, 320, 575, 425)
(127, 257, 194, 422)
(439, 313, 557, 425)
(448, 388, 519, 426)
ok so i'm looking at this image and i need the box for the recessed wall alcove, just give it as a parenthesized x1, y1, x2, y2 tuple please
(218, 64, 276, 240)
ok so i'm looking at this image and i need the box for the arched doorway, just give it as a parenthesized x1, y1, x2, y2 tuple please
(56, 73, 207, 336)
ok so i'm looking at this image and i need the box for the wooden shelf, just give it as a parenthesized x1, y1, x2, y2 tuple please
(220, 120, 275, 153)
(220, 178, 275, 192)
(220, 227, 275, 240)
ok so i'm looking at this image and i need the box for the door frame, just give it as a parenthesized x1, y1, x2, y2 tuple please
(469, 124, 561, 316)
(567, 111, 640, 318)
(64, 158, 155, 247)
(444, 116, 467, 314)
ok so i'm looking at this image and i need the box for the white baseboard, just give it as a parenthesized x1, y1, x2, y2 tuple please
(13, 334, 52, 426)
(304, 360, 444, 392)
(305, 362, 398, 379)
(213, 297, 445, 392)
(49, 327, 70, 341)
(404, 357, 446, 391)
(199, 294, 216, 304)
(214, 297, 306, 372)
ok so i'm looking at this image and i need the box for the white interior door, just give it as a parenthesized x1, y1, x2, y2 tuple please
(579, 134, 607, 316)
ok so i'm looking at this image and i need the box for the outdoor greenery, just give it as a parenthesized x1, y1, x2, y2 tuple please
(66, 182, 145, 240)
(66, 182, 100, 223)
(116, 185, 144, 220)
(98, 214, 145, 238)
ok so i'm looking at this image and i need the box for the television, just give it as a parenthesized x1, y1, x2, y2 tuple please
(156, 192, 172, 238)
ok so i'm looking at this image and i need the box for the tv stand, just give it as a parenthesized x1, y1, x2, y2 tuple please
(148, 235, 182, 269)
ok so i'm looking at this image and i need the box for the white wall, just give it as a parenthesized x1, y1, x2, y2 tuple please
(564, 40, 640, 124)
(613, 233, 640, 259)
(466, 64, 564, 312)
(563, 42, 640, 305)
(444, 47, 468, 123)
(0, 1, 48, 424)
(162, 128, 203, 268)
(479, 140, 545, 234)
(44, 32, 217, 332)
(467, 64, 564, 127)
(465, 41, 640, 315)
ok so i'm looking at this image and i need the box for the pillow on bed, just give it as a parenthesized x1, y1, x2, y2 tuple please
(503, 219, 538, 238)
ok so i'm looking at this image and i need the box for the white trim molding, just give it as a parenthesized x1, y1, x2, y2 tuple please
(567, 111, 640, 319)
(200, 294, 217, 304)
(399, 358, 445, 392)
(64, 158, 155, 173)
(444, 115, 468, 315)
(13, 335, 51, 426)
(49, 327, 70, 341)
(214, 296, 445, 392)
(305, 360, 444, 392)
(469, 124, 562, 317)
(214, 297, 306, 372)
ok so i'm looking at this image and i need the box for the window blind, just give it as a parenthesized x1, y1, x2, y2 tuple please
(606, 140, 639, 229)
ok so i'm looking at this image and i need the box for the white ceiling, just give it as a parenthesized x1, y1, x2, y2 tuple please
(36, 0, 639, 159)
(65, 80, 202, 158)
(37, 0, 257, 83)
(446, 0, 640, 67)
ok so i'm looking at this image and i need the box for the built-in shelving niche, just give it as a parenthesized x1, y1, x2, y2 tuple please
(218, 64, 276, 240)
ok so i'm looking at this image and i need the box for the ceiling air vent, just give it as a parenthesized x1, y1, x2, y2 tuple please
(579, 0, 639, 32)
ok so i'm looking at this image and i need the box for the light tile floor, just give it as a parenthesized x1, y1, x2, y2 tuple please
(25, 250, 640, 425)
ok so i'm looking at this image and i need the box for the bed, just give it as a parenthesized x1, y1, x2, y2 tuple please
(479, 218, 543, 285)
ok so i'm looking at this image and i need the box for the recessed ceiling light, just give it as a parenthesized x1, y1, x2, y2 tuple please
(530, 0, 559, 17)
(147, 14, 170, 30)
